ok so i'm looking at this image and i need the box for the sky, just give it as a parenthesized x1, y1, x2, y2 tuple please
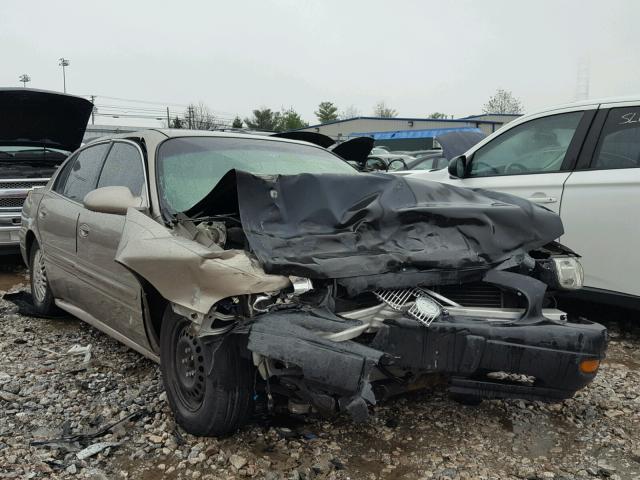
(2, 0, 639, 127)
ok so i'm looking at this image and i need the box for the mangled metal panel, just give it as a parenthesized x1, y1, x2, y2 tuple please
(195, 170, 563, 280)
(114, 208, 290, 315)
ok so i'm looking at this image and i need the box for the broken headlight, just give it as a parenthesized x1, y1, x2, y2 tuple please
(551, 256, 584, 290)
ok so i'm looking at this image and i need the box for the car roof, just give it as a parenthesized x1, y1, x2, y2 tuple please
(532, 95, 640, 115)
(92, 128, 320, 148)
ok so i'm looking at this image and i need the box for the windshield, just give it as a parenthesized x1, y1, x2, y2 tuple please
(157, 136, 357, 212)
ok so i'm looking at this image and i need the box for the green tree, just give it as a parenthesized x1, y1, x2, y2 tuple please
(232, 116, 243, 128)
(482, 89, 523, 114)
(244, 108, 279, 131)
(276, 108, 308, 132)
(314, 101, 339, 123)
(428, 112, 449, 119)
(373, 101, 397, 118)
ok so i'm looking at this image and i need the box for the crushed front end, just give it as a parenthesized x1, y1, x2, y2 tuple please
(242, 265, 606, 421)
(123, 168, 607, 422)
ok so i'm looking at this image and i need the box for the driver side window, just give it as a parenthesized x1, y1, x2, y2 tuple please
(469, 112, 583, 177)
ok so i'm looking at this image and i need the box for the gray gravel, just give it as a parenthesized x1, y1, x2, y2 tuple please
(1, 269, 639, 480)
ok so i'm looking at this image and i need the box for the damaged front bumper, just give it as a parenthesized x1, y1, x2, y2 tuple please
(246, 271, 608, 420)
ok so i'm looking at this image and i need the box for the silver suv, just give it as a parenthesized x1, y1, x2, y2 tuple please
(0, 88, 92, 254)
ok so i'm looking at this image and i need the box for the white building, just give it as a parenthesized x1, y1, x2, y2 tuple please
(296, 114, 520, 141)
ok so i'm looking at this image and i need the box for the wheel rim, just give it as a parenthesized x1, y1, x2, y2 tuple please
(32, 249, 48, 303)
(173, 322, 207, 411)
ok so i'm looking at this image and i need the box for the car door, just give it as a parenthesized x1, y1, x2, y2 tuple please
(37, 143, 110, 302)
(561, 103, 640, 298)
(445, 109, 594, 215)
(75, 140, 151, 348)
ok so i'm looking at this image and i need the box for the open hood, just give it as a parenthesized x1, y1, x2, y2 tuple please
(184, 170, 564, 286)
(330, 136, 374, 163)
(271, 131, 335, 148)
(436, 130, 486, 160)
(0, 88, 93, 151)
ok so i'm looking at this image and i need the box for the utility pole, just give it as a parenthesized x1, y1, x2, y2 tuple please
(19, 74, 31, 87)
(188, 105, 193, 129)
(90, 95, 96, 125)
(575, 57, 590, 102)
(166, 107, 170, 128)
(58, 57, 70, 93)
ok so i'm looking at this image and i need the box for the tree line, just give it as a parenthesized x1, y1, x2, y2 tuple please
(170, 89, 523, 131)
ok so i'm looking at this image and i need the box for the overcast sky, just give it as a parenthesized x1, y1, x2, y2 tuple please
(2, 0, 639, 127)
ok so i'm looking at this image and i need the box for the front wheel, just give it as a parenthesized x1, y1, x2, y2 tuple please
(29, 243, 56, 316)
(160, 307, 254, 437)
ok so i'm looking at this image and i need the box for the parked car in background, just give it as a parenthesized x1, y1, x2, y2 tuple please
(365, 130, 486, 173)
(363, 150, 417, 171)
(21, 129, 606, 437)
(411, 97, 640, 308)
(0, 88, 92, 254)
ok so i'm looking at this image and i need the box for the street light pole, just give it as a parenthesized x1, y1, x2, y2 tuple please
(58, 57, 70, 93)
(19, 74, 31, 87)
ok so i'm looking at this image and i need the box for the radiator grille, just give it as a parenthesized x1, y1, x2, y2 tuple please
(0, 181, 47, 189)
(0, 197, 25, 209)
(432, 283, 504, 308)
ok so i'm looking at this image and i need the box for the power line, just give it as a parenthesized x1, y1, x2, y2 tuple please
(80, 94, 190, 108)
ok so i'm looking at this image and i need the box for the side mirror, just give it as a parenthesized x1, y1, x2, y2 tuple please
(448, 155, 468, 178)
(83, 186, 143, 215)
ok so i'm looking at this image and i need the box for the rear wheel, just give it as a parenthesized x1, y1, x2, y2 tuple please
(29, 243, 56, 315)
(160, 307, 253, 437)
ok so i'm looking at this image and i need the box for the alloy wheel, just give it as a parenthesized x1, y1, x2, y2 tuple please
(32, 249, 48, 303)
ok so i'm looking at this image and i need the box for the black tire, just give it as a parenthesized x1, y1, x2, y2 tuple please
(29, 243, 56, 316)
(160, 307, 253, 437)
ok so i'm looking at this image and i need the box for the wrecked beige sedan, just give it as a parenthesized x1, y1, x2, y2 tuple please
(21, 130, 607, 437)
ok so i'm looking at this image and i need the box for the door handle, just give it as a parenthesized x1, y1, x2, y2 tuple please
(526, 196, 557, 204)
(78, 224, 90, 238)
(38, 208, 47, 218)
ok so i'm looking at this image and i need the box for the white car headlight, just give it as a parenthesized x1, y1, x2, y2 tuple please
(552, 257, 584, 290)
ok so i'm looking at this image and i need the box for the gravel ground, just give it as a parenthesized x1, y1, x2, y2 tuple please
(1, 264, 640, 480)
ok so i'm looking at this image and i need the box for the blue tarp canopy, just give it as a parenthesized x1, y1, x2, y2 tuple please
(348, 126, 482, 140)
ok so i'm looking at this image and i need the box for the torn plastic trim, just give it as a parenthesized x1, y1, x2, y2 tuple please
(247, 303, 608, 419)
(247, 308, 385, 421)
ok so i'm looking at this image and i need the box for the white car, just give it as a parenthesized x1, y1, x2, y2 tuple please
(410, 97, 640, 308)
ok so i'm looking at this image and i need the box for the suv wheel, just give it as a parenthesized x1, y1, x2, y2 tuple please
(29, 243, 56, 315)
(160, 306, 253, 437)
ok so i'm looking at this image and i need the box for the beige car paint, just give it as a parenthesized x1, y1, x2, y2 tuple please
(115, 208, 291, 317)
(20, 130, 303, 359)
(84, 186, 144, 215)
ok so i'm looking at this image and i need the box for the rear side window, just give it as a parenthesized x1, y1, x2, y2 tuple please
(469, 112, 583, 177)
(591, 107, 640, 170)
(97, 142, 145, 196)
(411, 157, 437, 170)
(58, 143, 109, 202)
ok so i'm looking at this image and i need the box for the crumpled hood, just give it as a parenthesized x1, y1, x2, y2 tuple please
(0, 88, 92, 151)
(186, 170, 564, 280)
